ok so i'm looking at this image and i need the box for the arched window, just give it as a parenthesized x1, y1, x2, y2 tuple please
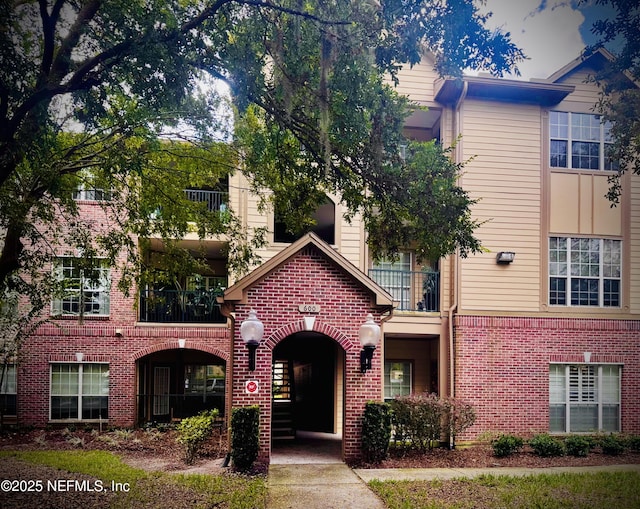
(274, 196, 335, 245)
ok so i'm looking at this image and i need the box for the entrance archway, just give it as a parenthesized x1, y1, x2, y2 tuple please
(271, 332, 345, 457)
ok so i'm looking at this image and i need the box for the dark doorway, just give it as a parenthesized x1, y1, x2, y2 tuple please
(272, 332, 339, 435)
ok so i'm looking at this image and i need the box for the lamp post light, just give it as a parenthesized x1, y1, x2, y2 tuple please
(240, 309, 264, 371)
(359, 313, 381, 373)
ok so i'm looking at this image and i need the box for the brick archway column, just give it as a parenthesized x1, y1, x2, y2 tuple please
(231, 314, 383, 465)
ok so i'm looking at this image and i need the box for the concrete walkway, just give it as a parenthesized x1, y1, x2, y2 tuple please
(266, 432, 640, 509)
(268, 463, 386, 509)
(268, 463, 640, 509)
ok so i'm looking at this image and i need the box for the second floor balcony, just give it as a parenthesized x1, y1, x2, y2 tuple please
(139, 288, 226, 324)
(368, 268, 440, 312)
(184, 189, 228, 212)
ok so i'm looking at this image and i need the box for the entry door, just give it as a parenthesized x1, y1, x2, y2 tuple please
(153, 366, 170, 416)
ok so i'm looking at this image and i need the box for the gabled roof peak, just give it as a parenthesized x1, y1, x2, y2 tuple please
(221, 232, 394, 308)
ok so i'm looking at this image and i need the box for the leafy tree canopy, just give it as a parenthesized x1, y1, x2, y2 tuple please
(0, 0, 524, 330)
(582, 0, 640, 203)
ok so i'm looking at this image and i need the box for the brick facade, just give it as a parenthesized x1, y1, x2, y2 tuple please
(454, 315, 640, 439)
(18, 323, 231, 427)
(226, 244, 389, 463)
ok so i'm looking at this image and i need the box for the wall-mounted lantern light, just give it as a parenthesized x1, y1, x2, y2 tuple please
(359, 313, 381, 373)
(496, 251, 516, 264)
(240, 309, 264, 371)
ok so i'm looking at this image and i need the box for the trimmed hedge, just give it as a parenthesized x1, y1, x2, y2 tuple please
(389, 393, 476, 452)
(564, 435, 592, 457)
(231, 405, 260, 472)
(361, 401, 391, 463)
(529, 433, 566, 457)
(491, 434, 524, 458)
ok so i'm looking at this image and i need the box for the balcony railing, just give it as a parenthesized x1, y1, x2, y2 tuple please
(184, 189, 228, 212)
(368, 269, 440, 312)
(139, 289, 226, 323)
(137, 393, 225, 422)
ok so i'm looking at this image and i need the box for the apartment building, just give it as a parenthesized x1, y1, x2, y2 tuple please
(4, 48, 639, 464)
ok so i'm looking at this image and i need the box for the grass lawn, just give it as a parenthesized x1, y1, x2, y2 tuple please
(0, 450, 267, 509)
(369, 471, 640, 509)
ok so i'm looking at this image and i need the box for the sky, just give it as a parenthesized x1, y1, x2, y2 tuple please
(477, 0, 619, 80)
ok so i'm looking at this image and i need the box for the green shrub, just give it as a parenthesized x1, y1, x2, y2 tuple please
(176, 409, 219, 465)
(564, 435, 592, 457)
(230, 405, 260, 472)
(529, 433, 566, 457)
(362, 401, 391, 464)
(626, 434, 640, 452)
(491, 434, 524, 457)
(600, 434, 625, 455)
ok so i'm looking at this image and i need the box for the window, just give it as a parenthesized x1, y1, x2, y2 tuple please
(50, 363, 109, 420)
(550, 111, 617, 171)
(72, 188, 112, 201)
(0, 364, 17, 416)
(371, 253, 412, 309)
(384, 361, 412, 400)
(52, 258, 111, 316)
(184, 364, 225, 395)
(549, 237, 621, 307)
(549, 364, 620, 433)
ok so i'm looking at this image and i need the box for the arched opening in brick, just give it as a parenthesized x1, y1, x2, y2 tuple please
(136, 348, 226, 425)
(271, 331, 345, 457)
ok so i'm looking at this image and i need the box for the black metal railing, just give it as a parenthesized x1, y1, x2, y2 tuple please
(368, 269, 440, 312)
(137, 393, 225, 422)
(184, 189, 228, 212)
(139, 289, 226, 323)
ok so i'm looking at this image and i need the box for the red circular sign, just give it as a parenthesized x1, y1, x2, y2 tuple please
(245, 381, 258, 394)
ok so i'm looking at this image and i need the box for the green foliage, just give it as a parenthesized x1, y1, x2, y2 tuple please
(600, 434, 626, 456)
(528, 434, 566, 457)
(1, 450, 266, 509)
(625, 434, 640, 452)
(230, 406, 260, 472)
(389, 393, 476, 453)
(369, 471, 640, 509)
(584, 0, 640, 203)
(1, 0, 524, 363)
(176, 409, 220, 465)
(491, 434, 524, 458)
(564, 435, 592, 457)
(361, 401, 392, 464)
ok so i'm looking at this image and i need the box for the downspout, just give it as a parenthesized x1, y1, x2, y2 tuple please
(449, 80, 467, 450)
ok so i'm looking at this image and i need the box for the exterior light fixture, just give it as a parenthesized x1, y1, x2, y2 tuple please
(240, 309, 264, 371)
(359, 313, 381, 373)
(496, 251, 516, 264)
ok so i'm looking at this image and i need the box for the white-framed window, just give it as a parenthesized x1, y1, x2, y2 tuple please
(549, 237, 621, 307)
(72, 187, 112, 201)
(549, 364, 620, 433)
(550, 111, 617, 171)
(52, 257, 111, 316)
(384, 361, 412, 401)
(50, 363, 109, 420)
(0, 364, 17, 416)
(371, 252, 412, 310)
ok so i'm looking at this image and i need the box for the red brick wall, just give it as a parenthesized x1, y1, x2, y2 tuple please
(229, 246, 385, 463)
(18, 323, 231, 427)
(454, 315, 640, 439)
